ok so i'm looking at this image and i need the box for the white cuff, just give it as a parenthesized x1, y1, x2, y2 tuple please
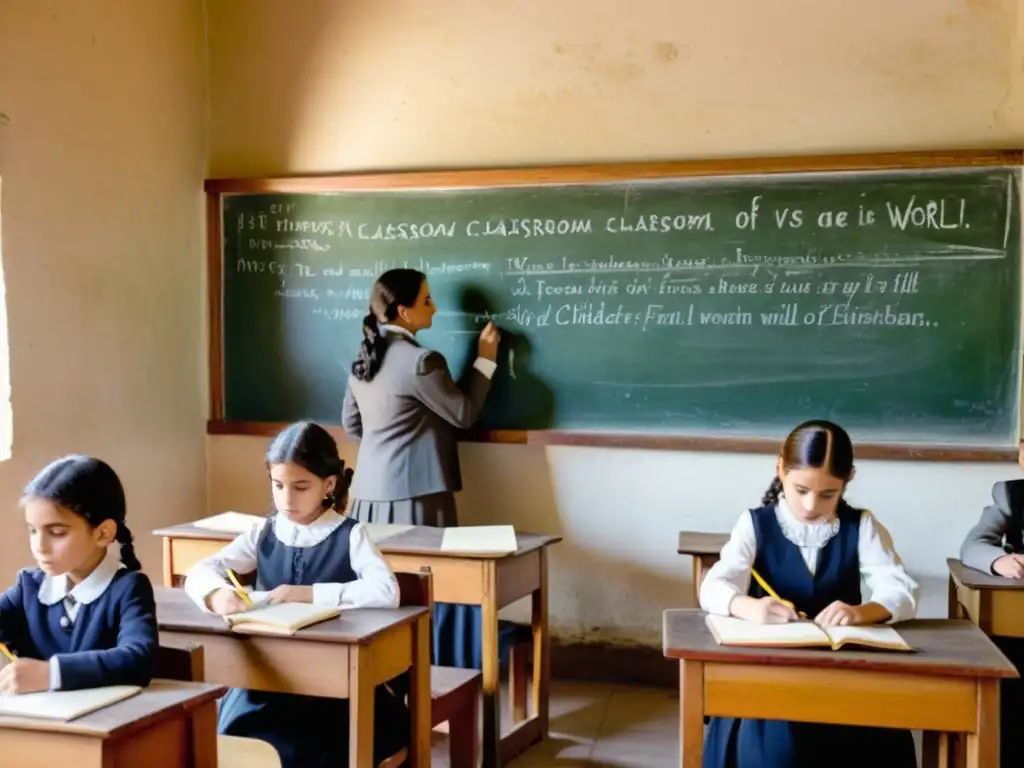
(473, 357, 497, 379)
(312, 583, 343, 606)
(49, 656, 61, 691)
(871, 594, 914, 625)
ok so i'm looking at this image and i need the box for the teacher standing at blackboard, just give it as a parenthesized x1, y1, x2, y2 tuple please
(342, 268, 500, 668)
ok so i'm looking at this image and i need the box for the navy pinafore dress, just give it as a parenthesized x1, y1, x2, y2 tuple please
(217, 515, 408, 767)
(702, 505, 917, 768)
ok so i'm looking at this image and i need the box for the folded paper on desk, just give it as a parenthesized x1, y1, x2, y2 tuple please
(0, 685, 142, 721)
(225, 602, 341, 636)
(441, 525, 517, 554)
(362, 522, 414, 544)
(705, 614, 913, 652)
(191, 511, 265, 534)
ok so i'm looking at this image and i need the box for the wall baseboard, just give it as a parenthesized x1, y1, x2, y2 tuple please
(550, 639, 675, 689)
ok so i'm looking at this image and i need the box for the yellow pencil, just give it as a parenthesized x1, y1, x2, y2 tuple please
(0, 643, 15, 663)
(225, 569, 253, 608)
(750, 568, 806, 618)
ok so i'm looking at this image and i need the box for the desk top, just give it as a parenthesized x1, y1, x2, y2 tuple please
(154, 519, 562, 559)
(155, 586, 428, 644)
(677, 531, 729, 555)
(947, 557, 1024, 590)
(0, 679, 224, 737)
(663, 609, 1018, 679)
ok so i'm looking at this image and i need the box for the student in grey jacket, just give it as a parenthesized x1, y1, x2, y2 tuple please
(960, 444, 1024, 578)
(342, 268, 500, 668)
(959, 442, 1024, 767)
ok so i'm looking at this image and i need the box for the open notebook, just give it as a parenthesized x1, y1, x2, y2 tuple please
(224, 602, 342, 636)
(0, 685, 141, 721)
(705, 614, 913, 652)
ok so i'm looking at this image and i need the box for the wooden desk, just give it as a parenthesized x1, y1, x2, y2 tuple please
(677, 531, 727, 602)
(0, 679, 225, 768)
(155, 587, 431, 768)
(947, 557, 1024, 637)
(663, 609, 1018, 768)
(154, 521, 562, 768)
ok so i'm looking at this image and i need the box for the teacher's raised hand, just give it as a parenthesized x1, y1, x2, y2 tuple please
(478, 321, 501, 361)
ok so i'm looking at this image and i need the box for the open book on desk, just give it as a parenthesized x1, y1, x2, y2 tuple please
(705, 614, 913, 652)
(224, 601, 342, 636)
(0, 685, 142, 721)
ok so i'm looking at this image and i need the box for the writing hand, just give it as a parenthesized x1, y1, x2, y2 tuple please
(752, 596, 799, 624)
(207, 587, 250, 616)
(993, 554, 1024, 579)
(477, 322, 500, 362)
(0, 658, 50, 694)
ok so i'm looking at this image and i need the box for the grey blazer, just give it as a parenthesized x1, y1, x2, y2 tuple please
(960, 479, 1024, 573)
(342, 336, 492, 501)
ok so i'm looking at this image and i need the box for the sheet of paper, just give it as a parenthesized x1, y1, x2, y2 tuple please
(441, 525, 518, 553)
(0, 685, 142, 721)
(191, 511, 265, 534)
(705, 614, 828, 645)
(361, 523, 414, 544)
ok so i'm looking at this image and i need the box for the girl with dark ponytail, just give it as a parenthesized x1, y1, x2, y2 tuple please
(700, 420, 920, 768)
(184, 422, 405, 767)
(343, 268, 504, 671)
(0, 455, 158, 694)
(350, 268, 427, 382)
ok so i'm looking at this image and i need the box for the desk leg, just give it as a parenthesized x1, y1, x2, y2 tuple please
(408, 614, 431, 768)
(189, 699, 218, 768)
(921, 732, 955, 768)
(350, 646, 376, 768)
(531, 548, 550, 739)
(965, 679, 999, 768)
(161, 538, 175, 589)
(679, 660, 703, 768)
(947, 575, 959, 619)
(481, 561, 501, 768)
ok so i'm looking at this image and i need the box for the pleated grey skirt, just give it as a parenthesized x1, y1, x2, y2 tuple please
(349, 491, 458, 528)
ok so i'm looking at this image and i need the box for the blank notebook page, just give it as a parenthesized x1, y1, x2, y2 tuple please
(441, 525, 518, 553)
(705, 614, 828, 644)
(0, 685, 142, 721)
(824, 624, 908, 647)
(227, 602, 338, 629)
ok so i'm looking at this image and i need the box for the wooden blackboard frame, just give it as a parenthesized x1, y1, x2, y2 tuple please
(205, 148, 1024, 462)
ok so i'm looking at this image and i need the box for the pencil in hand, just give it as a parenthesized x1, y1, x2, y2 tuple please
(225, 569, 253, 609)
(750, 568, 806, 619)
(0, 643, 16, 663)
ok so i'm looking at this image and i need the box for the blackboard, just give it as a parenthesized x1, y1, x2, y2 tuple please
(207, 151, 1023, 459)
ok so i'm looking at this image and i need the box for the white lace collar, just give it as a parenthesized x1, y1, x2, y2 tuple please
(774, 496, 841, 549)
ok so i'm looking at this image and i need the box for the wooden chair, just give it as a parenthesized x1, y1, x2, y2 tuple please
(396, 570, 482, 768)
(155, 644, 281, 767)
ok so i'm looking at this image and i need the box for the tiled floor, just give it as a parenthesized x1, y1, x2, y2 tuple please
(429, 680, 680, 767)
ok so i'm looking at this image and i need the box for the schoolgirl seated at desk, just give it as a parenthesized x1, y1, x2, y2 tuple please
(183, 420, 405, 768)
(698, 419, 919, 768)
(0, 455, 157, 694)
